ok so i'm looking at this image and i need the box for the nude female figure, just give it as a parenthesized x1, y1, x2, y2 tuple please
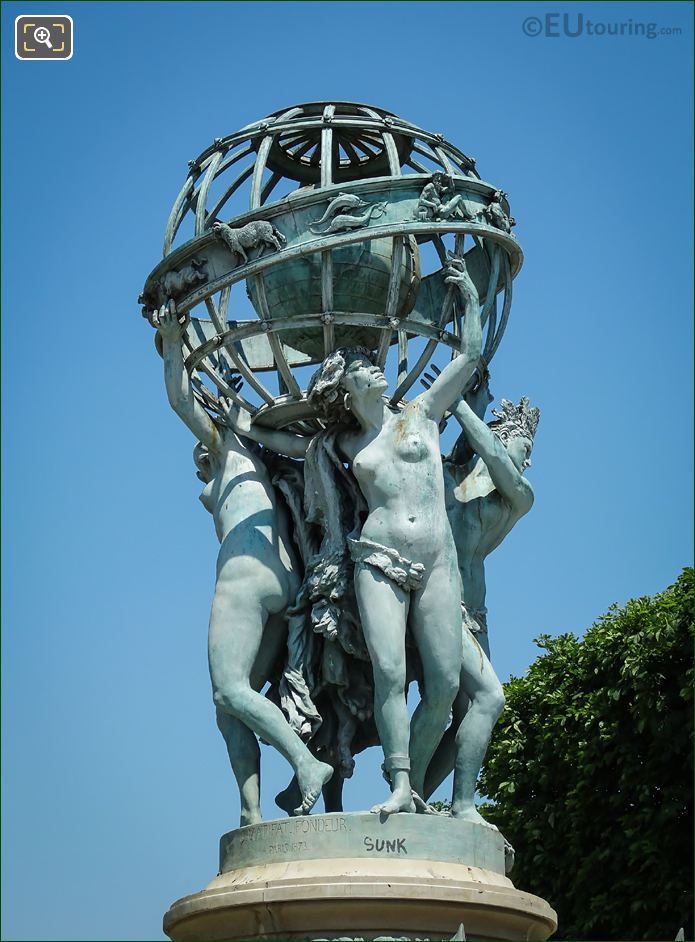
(154, 301, 333, 825)
(226, 256, 483, 813)
(423, 372, 539, 822)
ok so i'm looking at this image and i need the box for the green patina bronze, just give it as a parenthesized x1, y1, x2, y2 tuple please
(141, 102, 537, 848)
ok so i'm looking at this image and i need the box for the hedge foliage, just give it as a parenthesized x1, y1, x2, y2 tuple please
(479, 569, 693, 940)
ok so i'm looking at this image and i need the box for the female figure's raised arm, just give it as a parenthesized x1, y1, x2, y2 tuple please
(417, 257, 482, 423)
(422, 365, 493, 465)
(219, 399, 310, 459)
(450, 397, 533, 515)
(154, 302, 221, 452)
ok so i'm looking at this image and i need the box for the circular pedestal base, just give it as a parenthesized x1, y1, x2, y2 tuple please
(164, 814, 556, 941)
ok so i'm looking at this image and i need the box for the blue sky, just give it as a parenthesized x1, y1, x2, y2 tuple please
(2, 2, 692, 940)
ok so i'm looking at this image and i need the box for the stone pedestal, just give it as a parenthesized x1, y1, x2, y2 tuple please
(164, 813, 557, 941)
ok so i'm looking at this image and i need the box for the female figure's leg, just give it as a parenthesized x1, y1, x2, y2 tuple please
(354, 563, 415, 814)
(451, 628, 505, 824)
(407, 556, 464, 799)
(216, 711, 261, 827)
(209, 564, 332, 814)
(215, 613, 291, 827)
(422, 688, 469, 802)
(423, 614, 490, 801)
(321, 771, 345, 813)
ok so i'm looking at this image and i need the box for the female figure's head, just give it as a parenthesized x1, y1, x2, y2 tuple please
(308, 347, 388, 424)
(488, 397, 540, 472)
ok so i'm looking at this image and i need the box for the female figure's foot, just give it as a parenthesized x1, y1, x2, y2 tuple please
(339, 752, 355, 779)
(293, 760, 334, 816)
(451, 803, 498, 830)
(411, 791, 446, 815)
(275, 777, 301, 816)
(370, 783, 416, 815)
(239, 807, 262, 828)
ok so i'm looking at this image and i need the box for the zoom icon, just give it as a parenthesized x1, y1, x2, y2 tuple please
(15, 15, 73, 60)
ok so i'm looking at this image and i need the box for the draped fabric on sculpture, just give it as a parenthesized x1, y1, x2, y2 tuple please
(265, 454, 323, 742)
(270, 429, 376, 772)
(302, 429, 369, 665)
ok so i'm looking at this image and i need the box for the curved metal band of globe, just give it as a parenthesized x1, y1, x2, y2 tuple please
(180, 226, 512, 402)
(191, 363, 258, 415)
(166, 135, 484, 256)
(182, 281, 508, 425)
(157, 170, 516, 274)
(150, 219, 521, 317)
(195, 150, 224, 237)
(375, 235, 405, 368)
(251, 135, 275, 207)
(159, 220, 516, 409)
(165, 149, 256, 257)
(181, 324, 251, 413)
(146, 147, 522, 426)
(201, 294, 278, 408)
(189, 291, 282, 411)
(184, 312, 470, 374)
(164, 172, 512, 301)
(164, 108, 481, 255)
(251, 269, 303, 399)
(164, 176, 194, 257)
(181, 115, 478, 186)
(183, 306, 502, 425)
(352, 103, 410, 179)
(490, 250, 513, 362)
(150, 216, 518, 421)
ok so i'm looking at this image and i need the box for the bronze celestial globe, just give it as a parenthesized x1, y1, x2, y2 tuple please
(140, 101, 522, 429)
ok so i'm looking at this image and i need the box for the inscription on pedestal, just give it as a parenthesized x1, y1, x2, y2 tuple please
(219, 811, 505, 875)
(239, 815, 349, 857)
(364, 836, 408, 854)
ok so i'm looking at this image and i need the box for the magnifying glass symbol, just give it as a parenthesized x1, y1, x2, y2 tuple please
(34, 26, 53, 49)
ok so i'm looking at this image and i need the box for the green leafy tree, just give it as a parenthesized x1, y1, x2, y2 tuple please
(479, 569, 693, 941)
